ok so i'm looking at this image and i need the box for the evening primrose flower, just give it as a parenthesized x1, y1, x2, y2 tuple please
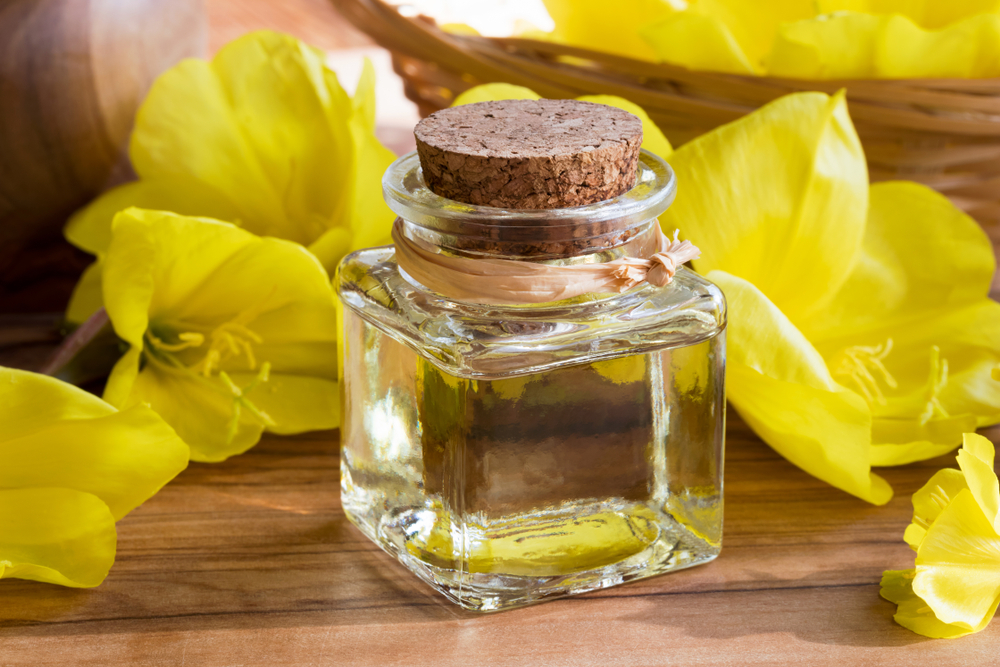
(664, 91, 1000, 503)
(881, 433, 1000, 638)
(0, 367, 188, 587)
(101, 208, 340, 462)
(627, 0, 1000, 77)
(540, 0, 680, 61)
(64, 30, 396, 322)
(454, 84, 1000, 503)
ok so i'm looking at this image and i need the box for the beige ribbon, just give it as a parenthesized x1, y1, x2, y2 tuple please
(391, 220, 701, 305)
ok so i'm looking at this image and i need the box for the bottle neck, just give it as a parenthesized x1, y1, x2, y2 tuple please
(398, 217, 663, 265)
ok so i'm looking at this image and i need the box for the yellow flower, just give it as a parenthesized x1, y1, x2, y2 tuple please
(451, 84, 673, 159)
(64, 30, 396, 323)
(101, 208, 340, 462)
(639, 0, 814, 74)
(767, 12, 1000, 79)
(665, 91, 1000, 503)
(0, 367, 188, 587)
(540, 0, 681, 61)
(458, 85, 1000, 503)
(881, 433, 1000, 638)
(602, 0, 1000, 77)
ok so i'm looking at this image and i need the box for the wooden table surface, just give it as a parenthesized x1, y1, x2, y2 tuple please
(3, 2, 1000, 665)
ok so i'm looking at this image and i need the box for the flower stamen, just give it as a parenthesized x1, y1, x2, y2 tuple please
(833, 338, 898, 405)
(918, 346, 950, 426)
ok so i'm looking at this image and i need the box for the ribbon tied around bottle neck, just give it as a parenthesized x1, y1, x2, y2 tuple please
(391, 219, 701, 305)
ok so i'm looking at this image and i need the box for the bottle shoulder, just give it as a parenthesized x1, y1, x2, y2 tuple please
(336, 246, 727, 379)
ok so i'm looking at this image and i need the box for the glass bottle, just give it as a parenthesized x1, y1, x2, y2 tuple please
(336, 149, 726, 612)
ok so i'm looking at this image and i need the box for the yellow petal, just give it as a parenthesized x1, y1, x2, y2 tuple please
(691, 0, 815, 67)
(875, 14, 1000, 78)
(913, 488, 1000, 630)
(907, 468, 969, 548)
(957, 433, 1000, 530)
(0, 367, 189, 520)
(542, 0, 679, 61)
(65, 178, 241, 258)
(0, 405, 188, 521)
(1, 365, 113, 438)
(577, 95, 673, 158)
(126, 30, 396, 263)
(227, 372, 339, 435)
(818, 0, 1000, 29)
(870, 414, 979, 466)
(0, 488, 116, 588)
(131, 57, 287, 235)
(440, 23, 481, 36)
(124, 365, 264, 463)
(768, 13, 882, 79)
(453, 84, 542, 107)
(65, 260, 105, 325)
(340, 59, 399, 257)
(639, 13, 757, 74)
(880, 569, 984, 638)
(709, 271, 890, 504)
(663, 92, 868, 320)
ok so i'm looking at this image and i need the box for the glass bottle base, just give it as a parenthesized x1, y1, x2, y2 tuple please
(344, 496, 719, 612)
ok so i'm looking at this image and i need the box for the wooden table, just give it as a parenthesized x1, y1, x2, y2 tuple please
(3, 2, 1000, 665)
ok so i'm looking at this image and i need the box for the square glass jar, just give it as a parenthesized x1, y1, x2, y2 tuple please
(336, 151, 726, 611)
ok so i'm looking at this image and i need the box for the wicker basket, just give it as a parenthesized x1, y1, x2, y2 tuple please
(337, 0, 1000, 230)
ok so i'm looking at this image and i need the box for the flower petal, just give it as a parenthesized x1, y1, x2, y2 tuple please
(913, 488, 1000, 629)
(65, 178, 241, 258)
(663, 92, 868, 320)
(130, 57, 287, 234)
(880, 569, 983, 638)
(0, 404, 188, 520)
(124, 364, 264, 463)
(453, 84, 541, 107)
(639, 13, 756, 74)
(709, 270, 890, 503)
(876, 14, 1000, 78)
(870, 414, 979, 467)
(227, 372, 339, 435)
(340, 58, 399, 256)
(0, 366, 113, 441)
(0, 367, 188, 520)
(957, 433, 1000, 530)
(542, 0, 678, 60)
(907, 468, 969, 548)
(767, 13, 882, 79)
(818, 0, 1000, 30)
(0, 488, 116, 588)
(804, 181, 993, 342)
(65, 261, 105, 325)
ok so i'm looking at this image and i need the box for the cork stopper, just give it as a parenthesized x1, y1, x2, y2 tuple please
(414, 99, 643, 210)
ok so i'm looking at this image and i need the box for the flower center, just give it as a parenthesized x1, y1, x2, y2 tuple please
(833, 340, 951, 423)
(142, 303, 277, 443)
(833, 338, 898, 405)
